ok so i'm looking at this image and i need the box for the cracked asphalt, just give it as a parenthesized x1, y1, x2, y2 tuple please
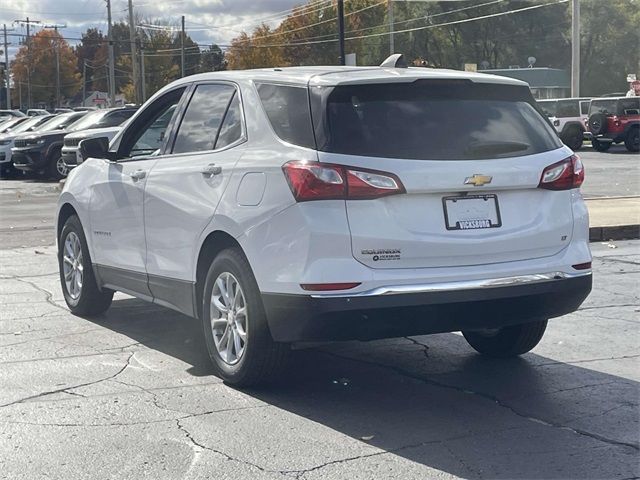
(1, 176, 639, 479)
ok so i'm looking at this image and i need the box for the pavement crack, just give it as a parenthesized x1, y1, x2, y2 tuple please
(12, 277, 67, 312)
(404, 336, 429, 359)
(318, 350, 640, 453)
(534, 354, 640, 367)
(0, 352, 134, 408)
(175, 418, 274, 476)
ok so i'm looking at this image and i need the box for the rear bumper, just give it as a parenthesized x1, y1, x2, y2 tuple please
(262, 272, 592, 342)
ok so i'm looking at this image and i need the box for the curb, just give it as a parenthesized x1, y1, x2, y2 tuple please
(589, 225, 640, 242)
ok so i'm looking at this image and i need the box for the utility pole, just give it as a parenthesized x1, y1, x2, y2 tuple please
(55, 40, 60, 108)
(82, 60, 87, 106)
(571, 0, 580, 97)
(181, 15, 185, 77)
(106, 0, 116, 107)
(140, 49, 146, 102)
(2, 24, 12, 109)
(14, 18, 40, 109)
(388, 0, 394, 55)
(337, 0, 345, 65)
(127, 0, 139, 103)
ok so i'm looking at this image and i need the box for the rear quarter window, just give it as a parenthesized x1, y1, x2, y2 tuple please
(256, 83, 315, 149)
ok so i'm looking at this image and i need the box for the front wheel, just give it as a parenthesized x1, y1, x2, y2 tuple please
(47, 150, 68, 180)
(624, 128, 639, 152)
(591, 138, 611, 152)
(201, 248, 290, 386)
(59, 215, 113, 316)
(462, 320, 548, 357)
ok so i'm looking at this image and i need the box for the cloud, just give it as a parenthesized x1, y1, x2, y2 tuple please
(0, 0, 313, 59)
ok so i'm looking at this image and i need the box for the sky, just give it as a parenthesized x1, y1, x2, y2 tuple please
(0, 0, 310, 62)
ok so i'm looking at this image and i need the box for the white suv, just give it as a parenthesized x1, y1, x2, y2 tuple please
(56, 62, 592, 386)
(537, 97, 591, 150)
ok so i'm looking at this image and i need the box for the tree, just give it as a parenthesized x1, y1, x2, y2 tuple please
(11, 29, 80, 107)
(199, 45, 226, 72)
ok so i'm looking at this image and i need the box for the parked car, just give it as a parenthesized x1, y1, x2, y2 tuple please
(0, 115, 56, 177)
(11, 111, 88, 179)
(62, 107, 138, 168)
(537, 98, 591, 150)
(57, 60, 592, 386)
(587, 97, 640, 152)
(0, 117, 30, 134)
(0, 109, 27, 124)
(26, 108, 50, 116)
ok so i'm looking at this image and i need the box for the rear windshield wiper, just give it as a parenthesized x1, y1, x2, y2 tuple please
(464, 141, 530, 157)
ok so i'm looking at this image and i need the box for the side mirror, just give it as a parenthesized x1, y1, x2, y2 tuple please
(79, 137, 114, 161)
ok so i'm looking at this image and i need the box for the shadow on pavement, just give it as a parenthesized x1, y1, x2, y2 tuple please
(87, 297, 639, 479)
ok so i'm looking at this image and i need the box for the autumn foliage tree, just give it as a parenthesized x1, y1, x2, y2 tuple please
(11, 29, 80, 107)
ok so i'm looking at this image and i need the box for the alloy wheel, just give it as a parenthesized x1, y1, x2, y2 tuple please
(56, 157, 68, 177)
(62, 231, 83, 300)
(210, 272, 248, 365)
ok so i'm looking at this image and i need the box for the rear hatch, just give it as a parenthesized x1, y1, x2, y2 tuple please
(310, 79, 574, 269)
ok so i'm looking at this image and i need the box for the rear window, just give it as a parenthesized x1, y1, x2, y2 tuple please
(310, 81, 561, 160)
(589, 100, 618, 115)
(256, 83, 315, 149)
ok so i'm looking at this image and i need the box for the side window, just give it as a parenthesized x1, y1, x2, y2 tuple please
(256, 83, 315, 148)
(121, 87, 186, 158)
(172, 84, 235, 154)
(215, 92, 243, 150)
(556, 100, 579, 117)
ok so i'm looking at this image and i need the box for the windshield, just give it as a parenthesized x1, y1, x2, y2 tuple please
(0, 118, 26, 133)
(67, 110, 108, 132)
(38, 112, 86, 132)
(309, 81, 561, 160)
(589, 100, 618, 115)
(11, 116, 53, 134)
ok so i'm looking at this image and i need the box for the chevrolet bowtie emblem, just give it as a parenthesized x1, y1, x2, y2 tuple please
(464, 174, 493, 187)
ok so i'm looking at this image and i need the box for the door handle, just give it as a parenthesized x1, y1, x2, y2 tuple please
(130, 169, 146, 180)
(201, 163, 222, 176)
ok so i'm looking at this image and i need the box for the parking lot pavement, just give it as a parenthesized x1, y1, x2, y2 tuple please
(0, 239, 638, 479)
(579, 145, 640, 199)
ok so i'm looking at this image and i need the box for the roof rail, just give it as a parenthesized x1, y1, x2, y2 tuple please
(380, 54, 408, 69)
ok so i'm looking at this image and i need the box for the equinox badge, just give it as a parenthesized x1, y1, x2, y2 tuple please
(464, 174, 493, 187)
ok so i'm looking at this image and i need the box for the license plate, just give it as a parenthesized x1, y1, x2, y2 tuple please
(443, 194, 502, 230)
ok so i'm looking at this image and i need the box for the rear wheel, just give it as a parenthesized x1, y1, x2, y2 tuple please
(591, 138, 611, 152)
(561, 126, 583, 150)
(58, 215, 113, 316)
(462, 320, 548, 357)
(624, 128, 639, 152)
(201, 248, 290, 386)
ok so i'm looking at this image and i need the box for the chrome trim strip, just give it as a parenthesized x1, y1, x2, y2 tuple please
(310, 271, 592, 299)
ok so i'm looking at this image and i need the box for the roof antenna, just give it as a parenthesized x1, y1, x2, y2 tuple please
(380, 53, 408, 68)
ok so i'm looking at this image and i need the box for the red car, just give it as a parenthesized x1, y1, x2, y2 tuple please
(587, 97, 640, 152)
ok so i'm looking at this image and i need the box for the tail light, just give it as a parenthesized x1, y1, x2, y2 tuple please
(538, 155, 584, 191)
(282, 161, 405, 202)
(612, 115, 621, 127)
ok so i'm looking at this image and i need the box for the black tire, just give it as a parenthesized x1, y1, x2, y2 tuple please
(591, 138, 611, 152)
(58, 215, 113, 316)
(624, 128, 639, 152)
(462, 320, 548, 358)
(201, 247, 290, 387)
(588, 113, 608, 135)
(561, 126, 584, 150)
(47, 148, 67, 180)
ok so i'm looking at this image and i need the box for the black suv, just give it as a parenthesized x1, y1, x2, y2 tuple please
(12, 108, 137, 179)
